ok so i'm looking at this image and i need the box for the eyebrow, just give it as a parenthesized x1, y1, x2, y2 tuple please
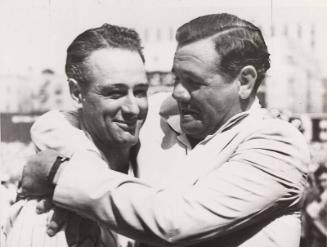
(172, 68, 201, 81)
(135, 83, 149, 87)
(98, 83, 148, 90)
(97, 84, 127, 90)
(171, 68, 211, 87)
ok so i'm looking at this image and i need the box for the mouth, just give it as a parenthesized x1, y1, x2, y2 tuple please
(179, 104, 199, 117)
(114, 120, 137, 132)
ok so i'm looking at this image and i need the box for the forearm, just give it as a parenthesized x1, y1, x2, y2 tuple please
(53, 150, 300, 246)
(53, 151, 187, 245)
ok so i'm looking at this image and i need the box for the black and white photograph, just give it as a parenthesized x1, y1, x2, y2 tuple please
(0, 0, 326, 246)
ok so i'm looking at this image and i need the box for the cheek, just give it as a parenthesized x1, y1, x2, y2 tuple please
(196, 92, 224, 115)
(194, 95, 228, 129)
(203, 89, 236, 115)
(100, 99, 122, 116)
(83, 96, 107, 115)
(137, 98, 149, 119)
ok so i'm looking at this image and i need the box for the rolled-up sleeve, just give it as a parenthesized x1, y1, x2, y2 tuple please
(53, 125, 309, 246)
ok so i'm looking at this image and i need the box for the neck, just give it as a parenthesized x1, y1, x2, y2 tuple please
(78, 111, 131, 174)
(186, 98, 256, 149)
(187, 135, 202, 148)
(240, 96, 255, 111)
(97, 144, 131, 173)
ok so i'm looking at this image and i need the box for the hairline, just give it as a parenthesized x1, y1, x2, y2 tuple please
(69, 46, 145, 87)
(175, 30, 242, 80)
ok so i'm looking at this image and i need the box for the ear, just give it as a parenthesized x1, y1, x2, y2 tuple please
(68, 78, 83, 109)
(238, 65, 257, 100)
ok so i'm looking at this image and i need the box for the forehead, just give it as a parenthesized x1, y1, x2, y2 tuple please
(86, 48, 147, 86)
(173, 38, 219, 74)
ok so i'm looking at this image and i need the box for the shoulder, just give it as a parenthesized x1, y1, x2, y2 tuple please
(30, 110, 92, 156)
(140, 92, 179, 143)
(30, 110, 76, 142)
(143, 92, 175, 124)
(241, 116, 309, 148)
(236, 117, 310, 172)
(31, 110, 75, 129)
(148, 92, 173, 114)
(250, 118, 309, 150)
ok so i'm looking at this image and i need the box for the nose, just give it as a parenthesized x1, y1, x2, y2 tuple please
(172, 82, 191, 102)
(122, 93, 140, 117)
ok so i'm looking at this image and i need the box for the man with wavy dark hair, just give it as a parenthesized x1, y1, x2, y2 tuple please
(176, 13, 270, 88)
(22, 13, 309, 247)
(4, 23, 148, 247)
(65, 23, 145, 87)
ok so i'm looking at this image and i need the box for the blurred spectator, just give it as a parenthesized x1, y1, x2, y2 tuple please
(267, 108, 305, 133)
(304, 166, 327, 247)
(0, 173, 16, 241)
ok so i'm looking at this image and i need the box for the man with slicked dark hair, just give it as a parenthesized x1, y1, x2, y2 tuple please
(21, 13, 309, 247)
(4, 23, 148, 247)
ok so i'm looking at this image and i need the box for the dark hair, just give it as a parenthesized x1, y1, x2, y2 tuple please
(314, 165, 327, 193)
(176, 13, 270, 91)
(314, 165, 327, 181)
(65, 23, 145, 85)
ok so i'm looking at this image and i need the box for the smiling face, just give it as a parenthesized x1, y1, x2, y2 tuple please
(172, 38, 242, 142)
(79, 48, 148, 148)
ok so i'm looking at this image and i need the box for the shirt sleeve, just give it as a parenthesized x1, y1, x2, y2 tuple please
(53, 125, 309, 246)
(30, 110, 97, 157)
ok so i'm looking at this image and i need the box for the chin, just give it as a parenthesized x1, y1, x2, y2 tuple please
(182, 123, 201, 134)
(115, 135, 138, 147)
(183, 127, 208, 140)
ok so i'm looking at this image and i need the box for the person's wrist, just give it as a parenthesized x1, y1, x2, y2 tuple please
(47, 156, 69, 185)
(52, 161, 68, 185)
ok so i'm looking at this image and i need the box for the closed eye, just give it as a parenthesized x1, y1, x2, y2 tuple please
(134, 84, 149, 98)
(104, 89, 127, 99)
(180, 77, 201, 91)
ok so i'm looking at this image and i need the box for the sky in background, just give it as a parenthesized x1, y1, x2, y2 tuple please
(0, 0, 326, 75)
